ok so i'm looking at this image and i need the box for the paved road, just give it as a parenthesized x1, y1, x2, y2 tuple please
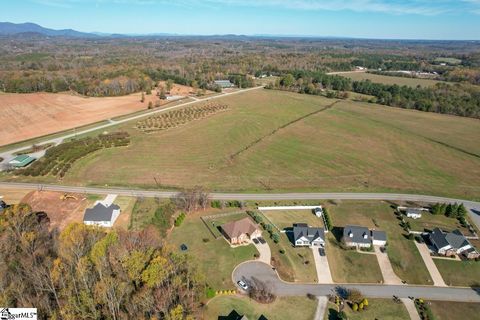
(0, 86, 264, 169)
(1, 182, 478, 228)
(233, 261, 480, 302)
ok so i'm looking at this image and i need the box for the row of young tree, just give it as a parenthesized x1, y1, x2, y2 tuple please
(0, 204, 202, 319)
(269, 71, 480, 118)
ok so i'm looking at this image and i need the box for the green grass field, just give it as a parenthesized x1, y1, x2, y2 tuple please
(339, 71, 442, 88)
(429, 301, 480, 320)
(14, 89, 480, 200)
(261, 209, 323, 230)
(433, 259, 480, 287)
(324, 299, 409, 320)
(327, 201, 433, 284)
(204, 295, 317, 320)
(169, 211, 258, 290)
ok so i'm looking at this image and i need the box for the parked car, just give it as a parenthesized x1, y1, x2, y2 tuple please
(258, 237, 266, 244)
(319, 247, 326, 256)
(237, 280, 249, 291)
(314, 207, 323, 217)
(252, 238, 259, 244)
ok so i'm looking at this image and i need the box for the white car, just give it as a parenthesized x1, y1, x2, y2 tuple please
(314, 207, 323, 217)
(237, 280, 249, 290)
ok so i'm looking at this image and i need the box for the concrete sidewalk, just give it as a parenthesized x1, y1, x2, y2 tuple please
(314, 296, 328, 320)
(401, 298, 421, 320)
(414, 242, 447, 287)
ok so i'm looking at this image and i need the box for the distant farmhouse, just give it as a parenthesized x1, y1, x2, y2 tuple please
(83, 194, 120, 228)
(8, 154, 36, 168)
(343, 225, 387, 248)
(214, 80, 235, 88)
(221, 217, 261, 245)
(429, 228, 479, 259)
(293, 223, 325, 247)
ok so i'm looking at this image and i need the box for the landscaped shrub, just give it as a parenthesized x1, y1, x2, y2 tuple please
(174, 212, 186, 227)
(271, 233, 280, 243)
(279, 249, 285, 254)
(210, 200, 222, 209)
(205, 287, 216, 299)
(323, 208, 333, 231)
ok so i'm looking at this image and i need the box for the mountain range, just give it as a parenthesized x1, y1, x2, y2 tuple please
(0, 22, 97, 37)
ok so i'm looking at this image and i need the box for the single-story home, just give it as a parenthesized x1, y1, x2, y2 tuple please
(83, 194, 120, 228)
(293, 223, 325, 247)
(343, 225, 387, 248)
(220, 217, 261, 245)
(429, 228, 479, 259)
(406, 208, 423, 219)
(214, 80, 235, 88)
(8, 155, 36, 168)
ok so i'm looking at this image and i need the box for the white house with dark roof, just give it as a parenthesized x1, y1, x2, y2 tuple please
(343, 225, 387, 248)
(429, 228, 479, 258)
(293, 223, 325, 247)
(83, 194, 120, 228)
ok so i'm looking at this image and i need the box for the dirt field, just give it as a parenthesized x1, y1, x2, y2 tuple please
(21, 191, 87, 230)
(0, 187, 29, 204)
(0, 91, 156, 146)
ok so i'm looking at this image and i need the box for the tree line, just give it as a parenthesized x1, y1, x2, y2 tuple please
(268, 70, 480, 118)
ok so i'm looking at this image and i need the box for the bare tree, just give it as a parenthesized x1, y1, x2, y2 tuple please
(172, 186, 209, 213)
(247, 277, 276, 304)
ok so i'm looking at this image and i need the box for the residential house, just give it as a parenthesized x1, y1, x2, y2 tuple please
(83, 194, 120, 228)
(221, 217, 261, 245)
(293, 223, 325, 247)
(429, 228, 479, 259)
(343, 225, 387, 248)
(406, 208, 423, 219)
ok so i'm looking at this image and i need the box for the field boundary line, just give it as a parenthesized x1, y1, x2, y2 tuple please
(229, 100, 339, 160)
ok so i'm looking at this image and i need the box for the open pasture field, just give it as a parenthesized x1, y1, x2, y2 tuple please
(429, 301, 480, 320)
(339, 71, 442, 87)
(60, 89, 480, 200)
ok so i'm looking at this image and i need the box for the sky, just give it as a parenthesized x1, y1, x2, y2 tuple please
(1, 0, 480, 39)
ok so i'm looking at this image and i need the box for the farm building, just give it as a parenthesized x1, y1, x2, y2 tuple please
(8, 154, 36, 167)
(214, 80, 234, 88)
(220, 217, 261, 245)
(293, 223, 325, 247)
(83, 194, 120, 228)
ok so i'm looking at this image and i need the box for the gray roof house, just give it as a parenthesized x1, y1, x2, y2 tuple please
(344, 225, 387, 247)
(429, 228, 477, 257)
(293, 223, 325, 247)
(406, 208, 423, 219)
(83, 203, 121, 228)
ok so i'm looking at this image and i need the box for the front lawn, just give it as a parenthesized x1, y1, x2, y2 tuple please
(408, 211, 476, 236)
(326, 233, 383, 283)
(204, 295, 317, 320)
(169, 211, 258, 290)
(324, 298, 409, 320)
(433, 259, 480, 287)
(429, 301, 480, 320)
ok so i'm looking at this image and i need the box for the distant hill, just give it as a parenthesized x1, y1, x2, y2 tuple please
(0, 22, 96, 38)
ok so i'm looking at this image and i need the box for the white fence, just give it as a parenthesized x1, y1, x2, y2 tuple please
(258, 205, 322, 210)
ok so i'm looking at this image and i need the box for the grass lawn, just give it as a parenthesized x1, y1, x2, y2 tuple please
(204, 295, 317, 320)
(324, 299, 410, 320)
(338, 71, 442, 88)
(169, 211, 258, 290)
(326, 233, 383, 283)
(429, 301, 480, 320)
(327, 201, 432, 284)
(111, 196, 136, 230)
(408, 212, 476, 236)
(267, 231, 318, 283)
(433, 259, 480, 287)
(15, 89, 480, 200)
(261, 209, 324, 230)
